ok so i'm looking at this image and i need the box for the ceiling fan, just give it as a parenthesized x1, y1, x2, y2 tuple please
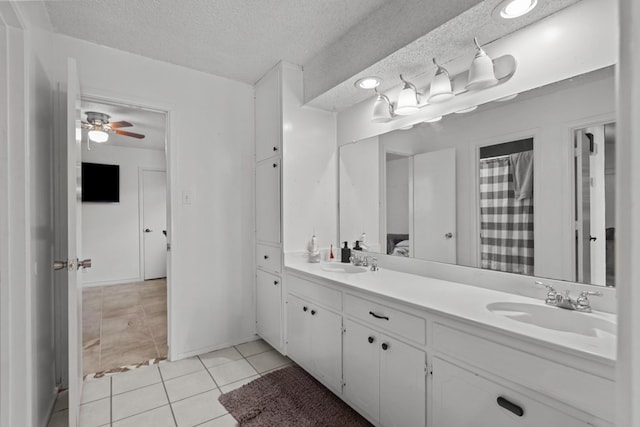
(82, 111, 145, 144)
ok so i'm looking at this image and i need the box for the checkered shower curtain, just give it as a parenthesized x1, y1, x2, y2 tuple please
(479, 156, 534, 275)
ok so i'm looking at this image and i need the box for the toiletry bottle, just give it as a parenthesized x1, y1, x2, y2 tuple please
(341, 242, 351, 263)
(360, 232, 369, 251)
(329, 244, 335, 261)
(353, 240, 362, 251)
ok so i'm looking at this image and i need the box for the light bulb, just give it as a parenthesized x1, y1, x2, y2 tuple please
(88, 129, 109, 143)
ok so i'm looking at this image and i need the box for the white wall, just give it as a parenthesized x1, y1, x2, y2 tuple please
(81, 143, 166, 286)
(31, 29, 256, 359)
(386, 157, 410, 235)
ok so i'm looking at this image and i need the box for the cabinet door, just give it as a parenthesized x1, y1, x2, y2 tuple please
(432, 357, 592, 427)
(286, 294, 310, 367)
(255, 67, 281, 162)
(379, 335, 426, 427)
(256, 270, 281, 349)
(310, 307, 342, 391)
(343, 319, 380, 421)
(255, 159, 281, 244)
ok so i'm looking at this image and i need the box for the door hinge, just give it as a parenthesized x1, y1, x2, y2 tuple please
(426, 363, 432, 376)
(341, 381, 346, 389)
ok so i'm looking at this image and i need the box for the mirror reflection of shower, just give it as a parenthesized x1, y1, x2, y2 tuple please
(574, 123, 616, 287)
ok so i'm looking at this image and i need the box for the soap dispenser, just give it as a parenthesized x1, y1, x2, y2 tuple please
(353, 240, 362, 251)
(341, 242, 351, 263)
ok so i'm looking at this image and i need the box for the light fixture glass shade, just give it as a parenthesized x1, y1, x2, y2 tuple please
(428, 58, 454, 103)
(372, 93, 393, 123)
(88, 129, 109, 143)
(395, 75, 420, 116)
(466, 38, 498, 91)
(424, 116, 443, 123)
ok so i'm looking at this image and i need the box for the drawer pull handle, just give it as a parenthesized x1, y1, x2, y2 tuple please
(264, 255, 269, 260)
(381, 342, 389, 351)
(303, 306, 308, 312)
(497, 396, 524, 417)
(369, 311, 389, 321)
(367, 336, 375, 344)
(311, 309, 317, 316)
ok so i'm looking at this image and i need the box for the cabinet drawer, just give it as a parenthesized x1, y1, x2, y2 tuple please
(344, 294, 425, 345)
(433, 323, 614, 422)
(287, 274, 341, 311)
(432, 357, 594, 427)
(256, 244, 281, 274)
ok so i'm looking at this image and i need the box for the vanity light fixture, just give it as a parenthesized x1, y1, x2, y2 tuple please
(371, 88, 395, 123)
(88, 129, 109, 143)
(493, 0, 538, 19)
(455, 105, 478, 114)
(399, 125, 414, 130)
(424, 116, 443, 123)
(466, 37, 499, 91)
(394, 74, 421, 116)
(494, 93, 519, 102)
(355, 76, 382, 90)
(427, 58, 454, 104)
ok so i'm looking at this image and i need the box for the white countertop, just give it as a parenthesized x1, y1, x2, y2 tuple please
(285, 257, 616, 363)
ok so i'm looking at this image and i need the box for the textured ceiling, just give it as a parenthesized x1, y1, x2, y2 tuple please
(81, 99, 167, 151)
(307, 0, 582, 111)
(44, 0, 390, 85)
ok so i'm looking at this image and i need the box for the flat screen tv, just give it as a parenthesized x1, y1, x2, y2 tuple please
(81, 162, 120, 203)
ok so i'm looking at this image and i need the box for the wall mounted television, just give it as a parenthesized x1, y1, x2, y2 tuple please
(81, 162, 120, 203)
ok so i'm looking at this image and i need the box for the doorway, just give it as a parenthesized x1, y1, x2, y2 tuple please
(79, 98, 169, 377)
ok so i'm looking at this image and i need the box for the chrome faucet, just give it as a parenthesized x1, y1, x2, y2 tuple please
(350, 253, 365, 266)
(535, 281, 602, 313)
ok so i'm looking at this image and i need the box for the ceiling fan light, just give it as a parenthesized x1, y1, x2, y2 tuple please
(88, 129, 109, 143)
(427, 58, 454, 104)
(466, 38, 498, 91)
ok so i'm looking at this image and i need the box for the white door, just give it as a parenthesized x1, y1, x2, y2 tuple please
(255, 160, 281, 243)
(285, 294, 310, 366)
(575, 130, 592, 283)
(256, 269, 282, 348)
(343, 319, 380, 421)
(64, 58, 85, 427)
(142, 170, 167, 280)
(309, 307, 342, 391)
(413, 148, 457, 263)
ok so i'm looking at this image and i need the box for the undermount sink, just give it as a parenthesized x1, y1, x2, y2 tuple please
(486, 302, 616, 337)
(320, 263, 367, 274)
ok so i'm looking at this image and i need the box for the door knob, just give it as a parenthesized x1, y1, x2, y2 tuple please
(79, 259, 92, 269)
(53, 260, 68, 270)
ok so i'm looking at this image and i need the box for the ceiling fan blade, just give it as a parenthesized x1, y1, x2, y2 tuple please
(109, 120, 133, 129)
(114, 130, 145, 139)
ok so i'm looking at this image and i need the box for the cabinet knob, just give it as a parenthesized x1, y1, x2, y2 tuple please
(273, 280, 279, 286)
(367, 336, 375, 344)
(381, 342, 389, 351)
(264, 255, 269, 260)
(273, 163, 278, 168)
(273, 146, 278, 151)
(303, 306, 308, 312)
(311, 309, 316, 316)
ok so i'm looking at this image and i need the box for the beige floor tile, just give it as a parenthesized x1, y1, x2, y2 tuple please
(198, 413, 239, 427)
(234, 339, 272, 357)
(142, 292, 166, 306)
(102, 303, 145, 320)
(207, 359, 258, 386)
(102, 282, 142, 295)
(81, 376, 110, 404)
(101, 313, 146, 334)
(83, 319, 101, 343)
(112, 404, 175, 427)
(79, 397, 110, 427)
(164, 370, 217, 402)
(199, 347, 243, 368)
(219, 374, 260, 394)
(171, 389, 227, 427)
(246, 350, 290, 374)
(52, 390, 69, 413)
(83, 346, 101, 376)
(156, 341, 169, 358)
(47, 409, 68, 427)
(101, 341, 158, 370)
(112, 383, 168, 421)
(159, 357, 204, 381)
(143, 300, 167, 315)
(112, 365, 162, 395)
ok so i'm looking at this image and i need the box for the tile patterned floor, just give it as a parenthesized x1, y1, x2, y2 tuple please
(82, 279, 168, 376)
(48, 339, 292, 427)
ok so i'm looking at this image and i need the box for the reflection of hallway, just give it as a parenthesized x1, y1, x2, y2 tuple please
(82, 279, 167, 377)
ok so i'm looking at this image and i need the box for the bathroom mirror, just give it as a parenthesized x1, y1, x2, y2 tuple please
(339, 66, 616, 287)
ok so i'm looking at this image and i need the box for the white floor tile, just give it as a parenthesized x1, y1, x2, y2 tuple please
(112, 382, 169, 421)
(207, 359, 258, 386)
(112, 405, 176, 427)
(112, 365, 162, 394)
(79, 397, 110, 427)
(81, 376, 111, 404)
(52, 389, 69, 413)
(261, 362, 293, 376)
(234, 339, 272, 357)
(197, 413, 239, 427)
(199, 347, 243, 368)
(171, 389, 227, 427)
(164, 370, 217, 402)
(246, 350, 290, 373)
(219, 374, 260, 394)
(48, 409, 68, 427)
(159, 357, 205, 380)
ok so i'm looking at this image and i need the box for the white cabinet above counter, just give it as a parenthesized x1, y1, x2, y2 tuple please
(283, 256, 616, 427)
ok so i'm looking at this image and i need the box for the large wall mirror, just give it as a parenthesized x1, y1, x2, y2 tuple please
(340, 65, 616, 287)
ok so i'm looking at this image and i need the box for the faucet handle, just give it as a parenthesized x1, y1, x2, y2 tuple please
(370, 257, 379, 271)
(535, 280, 555, 291)
(576, 290, 602, 312)
(580, 290, 603, 297)
(535, 281, 558, 305)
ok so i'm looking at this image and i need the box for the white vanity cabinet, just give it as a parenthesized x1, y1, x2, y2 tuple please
(256, 269, 282, 349)
(255, 159, 281, 244)
(285, 294, 342, 391)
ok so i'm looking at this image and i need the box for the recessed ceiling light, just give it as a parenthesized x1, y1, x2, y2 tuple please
(424, 116, 443, 123)
(354, 76, 382, 90)
(455, 106, 478, 114)
(493, 0, 538, 20)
